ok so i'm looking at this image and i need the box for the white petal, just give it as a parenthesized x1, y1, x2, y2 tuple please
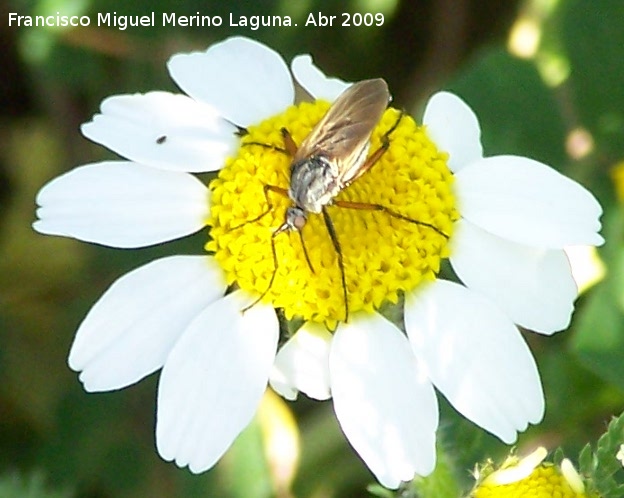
(156, 291, 279, 473)
(269, 322, 332, 401)
(455, 155, 604, 247)
(330, 314, 438, 489)
(291, 54, 349, 101)
(68, 256, 226, 392)
(405, 280, 544, 444)
(423, 92, 483, 172)
(81, 92, 236, 172)
(168, 36, 294, 127)
(450, 219, 577, 334)
(33, 161, 208, 248)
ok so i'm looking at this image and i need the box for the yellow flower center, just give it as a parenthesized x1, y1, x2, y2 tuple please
(474, 463, 588, 498)
(206, 100, 457, 324)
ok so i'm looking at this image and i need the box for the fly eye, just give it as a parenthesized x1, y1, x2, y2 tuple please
(294, 215, 307, 230)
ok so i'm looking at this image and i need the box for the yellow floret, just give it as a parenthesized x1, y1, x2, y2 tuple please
(207, 100, 457, 324)
(474, 463, 588, 498)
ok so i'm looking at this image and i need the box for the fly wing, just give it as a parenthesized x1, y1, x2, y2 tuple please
(293, 79, 390, 184)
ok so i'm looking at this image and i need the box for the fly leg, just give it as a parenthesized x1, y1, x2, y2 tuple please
(228, 185, 289, 230)
(241, 226, 285, 314)
(322, 207, 349, 323)
(343, 110, 406, 187)
(331, 199, 449, 239)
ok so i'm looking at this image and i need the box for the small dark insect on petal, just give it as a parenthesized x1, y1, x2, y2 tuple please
(234, 125, 249, 137)
(156, 135, 167, 144)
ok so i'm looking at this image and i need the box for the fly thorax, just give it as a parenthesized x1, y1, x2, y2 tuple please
(289, 156, 341, 213)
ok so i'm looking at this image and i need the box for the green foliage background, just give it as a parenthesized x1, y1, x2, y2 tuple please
(1, 0, 623, 496)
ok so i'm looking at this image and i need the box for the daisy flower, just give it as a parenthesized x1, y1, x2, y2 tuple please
(471, 447, 590, 498)
(33, 36, 603, 489)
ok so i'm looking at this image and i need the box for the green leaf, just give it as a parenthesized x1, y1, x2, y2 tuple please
(581, 412, 624, 498)
(579, 443, 595, 477)
(409, 444, 462, 498)
(366, 484, 395, 497)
